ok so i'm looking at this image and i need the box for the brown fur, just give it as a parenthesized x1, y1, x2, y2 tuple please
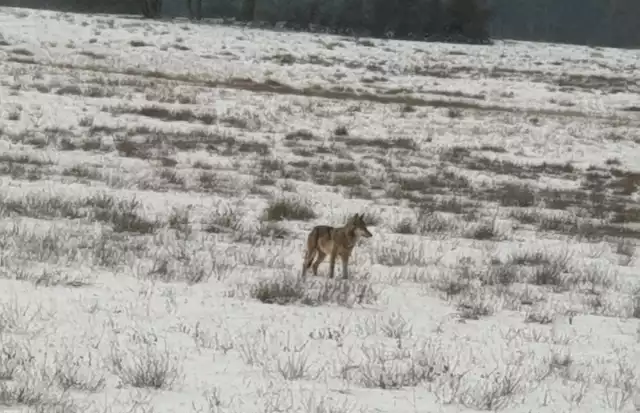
(301, 213, 372, 280)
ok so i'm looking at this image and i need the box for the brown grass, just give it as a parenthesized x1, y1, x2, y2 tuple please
(8, 58, 614, 120)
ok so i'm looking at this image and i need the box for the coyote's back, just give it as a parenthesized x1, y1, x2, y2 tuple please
(301, 213, 372, 280)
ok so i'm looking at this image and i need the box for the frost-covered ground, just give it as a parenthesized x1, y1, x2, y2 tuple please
(1, 6, 640, 413)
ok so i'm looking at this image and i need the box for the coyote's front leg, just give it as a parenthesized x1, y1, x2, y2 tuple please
(340, 251, 351, 280)
(328, 245, 338, 279)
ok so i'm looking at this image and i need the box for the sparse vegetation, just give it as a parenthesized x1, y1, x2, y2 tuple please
(528, 251, 573, 291)
(249, 276, 376, 307)
(87, 194, 160, 234)
(263, 198, 317, 221)
(463, 218, 504, 240)
(108, 103, 216, 125)
(457, 288, 500, 319)
(345, 342, 451, 389)
(109, 335, 182, 389)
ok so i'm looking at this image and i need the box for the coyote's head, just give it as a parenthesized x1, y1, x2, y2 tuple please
(349, 213, 373, 239)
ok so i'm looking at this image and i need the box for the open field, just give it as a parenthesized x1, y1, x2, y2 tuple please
(1, 6, 640, 413)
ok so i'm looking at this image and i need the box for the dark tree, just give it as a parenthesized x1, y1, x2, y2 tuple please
(141, 0, 162, 18)
(368, 0, 397, 37)
(335, 0, 367, 34)
(194, 0, 202, 19)
(425, 0, 445, 35)
(394, 0, 424, 38)
(445, 0, 491, 40)
(238, 0, 257, 21)
(186, 0, 203, 19)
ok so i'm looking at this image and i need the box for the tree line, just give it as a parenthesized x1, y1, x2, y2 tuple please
(1, 0, 639, 48)
(155, 0, 492, 43)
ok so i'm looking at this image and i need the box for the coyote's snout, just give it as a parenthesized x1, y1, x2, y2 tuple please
(301, 213, 372, 280)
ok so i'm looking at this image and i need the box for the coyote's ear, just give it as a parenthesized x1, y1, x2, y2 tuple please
(358, 213, 365, 221)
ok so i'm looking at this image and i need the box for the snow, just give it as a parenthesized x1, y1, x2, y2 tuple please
(1, 6, 640, 413)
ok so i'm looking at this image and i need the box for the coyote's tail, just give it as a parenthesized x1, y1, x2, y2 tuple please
(301, 228, 320, 277)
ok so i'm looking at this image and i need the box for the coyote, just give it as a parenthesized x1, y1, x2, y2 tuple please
(301, 213, 373, 280)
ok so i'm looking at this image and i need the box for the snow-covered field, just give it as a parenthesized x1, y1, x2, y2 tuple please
(1, 6, 640, 413)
